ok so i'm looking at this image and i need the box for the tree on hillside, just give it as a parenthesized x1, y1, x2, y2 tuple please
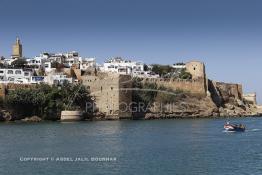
(144, 64, 149, 71)
(179, 69, 192, 80)
(151, 64, 174, 77)
(0, 63, 4, 68)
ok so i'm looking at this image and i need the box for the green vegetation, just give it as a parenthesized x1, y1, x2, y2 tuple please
(132, 78, 186, 112)
(4, 83, 92, 120)
(179, 69, 192, 80)
(0, 63, 4, 68)
(151, 64, 192, 79)
(151, 64, 174, 77)
(143, 64, 149, 71)
(132, 78, 158, 111)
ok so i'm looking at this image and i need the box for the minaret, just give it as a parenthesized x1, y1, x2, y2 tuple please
(11, 37, 23, 59)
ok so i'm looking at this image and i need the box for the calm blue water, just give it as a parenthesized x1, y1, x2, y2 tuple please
(1, 118, 262, 175)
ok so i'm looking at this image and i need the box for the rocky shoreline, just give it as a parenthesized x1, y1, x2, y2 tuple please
(1, 110, 261, 123)
(1, 93, 261, 122)
(142, 112, 262, 120)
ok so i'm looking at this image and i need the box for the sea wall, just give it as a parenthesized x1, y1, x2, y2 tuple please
(61, 111, 83, 121)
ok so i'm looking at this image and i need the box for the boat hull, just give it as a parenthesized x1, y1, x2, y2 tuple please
(224, 124, 245, 132)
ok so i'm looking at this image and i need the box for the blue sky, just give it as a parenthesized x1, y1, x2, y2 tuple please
(0, 0, 262, 103)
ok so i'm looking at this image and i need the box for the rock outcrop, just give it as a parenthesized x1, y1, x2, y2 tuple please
(140, 93, 219, 119)
(0, 110, 13, 121)
(140, 81, 261, 119)
(21, 116, 42, 122)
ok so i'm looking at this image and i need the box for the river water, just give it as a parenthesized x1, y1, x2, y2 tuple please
(0, 117, 262, 175)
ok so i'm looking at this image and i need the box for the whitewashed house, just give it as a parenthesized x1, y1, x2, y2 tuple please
(80, 58, 96, 70)
(2, 58, 17, 66)
(102, 57, 144, 75)
(64, 51, 81, 68)
(172, 63, 186, 69)
(0, 68, 33, 84)
(26, 54, 49, 68)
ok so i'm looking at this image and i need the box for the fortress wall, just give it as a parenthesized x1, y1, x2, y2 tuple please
(5, 83, 35, 90)
(118, 74, 133, 118)
(141, 78, 207, 96)
(63, 68, 72, 77)
(0, 83, 36, 98)
(0, 84, 5, 98)
(82, 73, 132, 119)
(208, 80, 243, 105)
(237, 85, 243, 99)
(72, 68, 82, 81)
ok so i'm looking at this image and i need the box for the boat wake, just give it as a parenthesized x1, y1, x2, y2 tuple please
(223, 129, 262, 133)
(222, 130, 236, 133)
(247, 128, 261, 132)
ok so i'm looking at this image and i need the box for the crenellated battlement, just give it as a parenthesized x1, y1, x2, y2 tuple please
(138, 77, 207, 96)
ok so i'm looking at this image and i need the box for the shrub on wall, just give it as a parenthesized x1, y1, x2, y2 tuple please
(132, 78, 188, 113)
(151, 64, 174, 77)
(179, 69, 192, 80)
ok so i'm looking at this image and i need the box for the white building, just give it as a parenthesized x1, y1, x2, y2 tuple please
(48, 53, 65, 64)
(172, 63, 186, 69)
(31, 76, 46, 84)
(80, 58, 96, 70)
(26, 54, 49, 69)
(102, 57, 144, 75)
(63, 51, 81, 68)
(0, 68, 33, 84)
(132, 71, 160, 78)
(44, 69, 73, 85)
(52, 74, 73, 85)
(43, 61, 52, 72)
(2, 58, 17, 66)
(25, 51, 96, 71)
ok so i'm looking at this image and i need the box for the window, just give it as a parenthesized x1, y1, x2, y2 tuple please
(7, 70, 13, 74)
(15, 70, 22, 74)
(24, 72, 29, 76)
(8, 77, 14, 81)
(101, 86, 103, 92)
(111, 87, 113, 90)
(0, 71, 3, 74)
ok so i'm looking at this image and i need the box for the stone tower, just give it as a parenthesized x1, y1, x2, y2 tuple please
(82, 72, 132, 119)
(185, 61, 206, 80)
(185, 60, 208, 95)
(12, 37, 22, 59)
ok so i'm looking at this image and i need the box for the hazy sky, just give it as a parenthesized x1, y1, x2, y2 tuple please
(0, 0, 261, 103)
